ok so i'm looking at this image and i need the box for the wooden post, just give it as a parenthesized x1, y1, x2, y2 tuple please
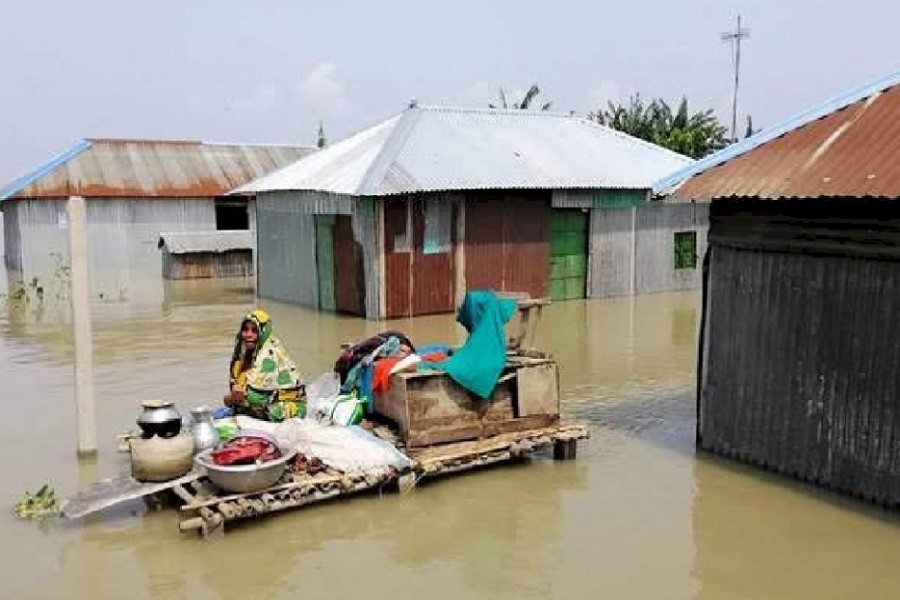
(553, 439, 578, 460)
(68, 195, 98, 457)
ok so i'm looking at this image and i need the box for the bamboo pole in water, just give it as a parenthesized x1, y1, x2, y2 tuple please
(68, 195, 97, 456)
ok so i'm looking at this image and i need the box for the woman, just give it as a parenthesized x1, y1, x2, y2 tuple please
(224, 309, 305, 422)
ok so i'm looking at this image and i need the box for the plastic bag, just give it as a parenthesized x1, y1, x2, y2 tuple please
(329, 394, 365, 426)
(305, 372, 342, 422)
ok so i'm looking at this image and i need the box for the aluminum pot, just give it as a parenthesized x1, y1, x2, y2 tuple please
(189, 406, 219, 454)
(137, 399, 182, 439)
(193, 444, 296, 494)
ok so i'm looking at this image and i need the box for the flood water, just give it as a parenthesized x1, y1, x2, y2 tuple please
(2, 277, 900, 600)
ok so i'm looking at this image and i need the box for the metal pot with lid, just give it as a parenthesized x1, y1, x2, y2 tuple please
(137, 399, 183, 439)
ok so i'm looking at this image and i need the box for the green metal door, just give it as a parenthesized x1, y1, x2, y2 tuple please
(549, 209, 589, 301)
(314, 216, 336, 311)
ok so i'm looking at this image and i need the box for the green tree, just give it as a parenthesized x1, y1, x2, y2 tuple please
(744, 114, 759, 138)
(316, 120, 327, 149)
(588, 95, 729, 159)
(490, 84, 552, 111)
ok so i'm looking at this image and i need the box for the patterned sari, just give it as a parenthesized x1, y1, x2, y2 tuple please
(228, 310, 305, 421)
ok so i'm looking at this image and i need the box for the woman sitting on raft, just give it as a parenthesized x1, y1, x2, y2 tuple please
(223, 310, 305, 422)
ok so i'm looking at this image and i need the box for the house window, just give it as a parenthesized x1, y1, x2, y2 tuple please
(215, 199, 249, 230)
(423, 200, 452, 254)
(674, 231, 697, 269)
(392, 202, 412, 253)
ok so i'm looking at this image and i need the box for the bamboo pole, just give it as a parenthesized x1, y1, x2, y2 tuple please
(68, 195, 97, 457)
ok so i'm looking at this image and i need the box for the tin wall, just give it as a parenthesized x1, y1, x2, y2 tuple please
(382, 195, 457, 318)
(464, 191, 550, 299)
(590, 202, 708, 298)
(589, 207, 633, 297)
(700, 199, 900, 506)
(635, 201, 708, 294)
(8, 197, 216, 302)
(162, 250, 253, 279)
(3, 206, 21, 270)
(255, 191, 378, 316)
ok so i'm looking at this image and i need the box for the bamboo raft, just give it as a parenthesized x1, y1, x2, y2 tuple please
(173, 422, 588, 539)
(64, 293, 589, 539)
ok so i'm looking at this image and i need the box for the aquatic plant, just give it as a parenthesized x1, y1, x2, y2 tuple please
(13, 483, 59, 520)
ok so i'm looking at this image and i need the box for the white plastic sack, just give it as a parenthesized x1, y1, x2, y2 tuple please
(273, 418, 411, 474)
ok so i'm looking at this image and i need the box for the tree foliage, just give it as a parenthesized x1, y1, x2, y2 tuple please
(588, 95, 729, 159)
(316, 120, 327, 149)
(490, 84, 552, 111)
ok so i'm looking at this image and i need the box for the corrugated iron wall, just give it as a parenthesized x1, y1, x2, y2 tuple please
(635, 202, 708, 294)
(9, 197, 215, 302)
(383, 195, 456, 318)
(256, 191, 380, 317)
(589, 202, 708, 298)
(333, 215, 365, 315)
(3, 204, 21, 270)
(162, 250, 253, 279)
(700, 199, 900, 506)
(355, 197, 381, 321)
(589, 207, 633, 297)
(464, 191, 550, 299)
(256, 191, 353, 310)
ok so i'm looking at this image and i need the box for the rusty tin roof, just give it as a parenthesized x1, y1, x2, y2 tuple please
(656, 70, 900, 200)
(0, 139, 316, 200)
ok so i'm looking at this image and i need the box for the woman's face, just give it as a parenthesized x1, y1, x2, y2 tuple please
(241, 321, 259, 349)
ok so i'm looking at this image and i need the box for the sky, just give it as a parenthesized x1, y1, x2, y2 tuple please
(1, 0, 897, 184)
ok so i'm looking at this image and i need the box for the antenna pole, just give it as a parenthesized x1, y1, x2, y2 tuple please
(722, 15, 751, 142)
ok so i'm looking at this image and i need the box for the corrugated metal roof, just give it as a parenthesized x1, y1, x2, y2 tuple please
(0, 139, 316, 200)
(234, 105, 693, 196)
(657, 69, 900, 199)
(157, 230, 253, 254)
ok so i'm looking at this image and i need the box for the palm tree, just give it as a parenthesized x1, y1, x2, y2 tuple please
(490, 84, 552, 111)
(589, 95, 729, 159)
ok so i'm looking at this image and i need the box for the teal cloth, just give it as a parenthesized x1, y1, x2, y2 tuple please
(422, 290, 516, 399)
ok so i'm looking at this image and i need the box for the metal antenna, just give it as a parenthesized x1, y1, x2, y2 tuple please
(721, 15, 751, 142)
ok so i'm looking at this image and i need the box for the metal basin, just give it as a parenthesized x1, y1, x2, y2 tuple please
(193, 444, 296, 494)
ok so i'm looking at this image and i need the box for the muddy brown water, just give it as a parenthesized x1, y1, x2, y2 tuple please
(1, 278, 899, 600)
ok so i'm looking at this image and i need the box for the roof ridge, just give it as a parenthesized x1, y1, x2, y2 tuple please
(653, 68, 900, 194)
(415, 103, 576, 118)
(356, 108, 423, 195)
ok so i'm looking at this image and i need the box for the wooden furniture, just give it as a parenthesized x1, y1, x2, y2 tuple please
(497, 293, 551, 352)
(374, 356, 560, 448)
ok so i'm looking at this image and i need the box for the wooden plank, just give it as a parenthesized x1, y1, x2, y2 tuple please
(180, 472, 342, 512)
(373, 374, 411, 439)
(406, 423, 588, 462)
(407, 414, 560, 448)
(516, 362, 560, 417)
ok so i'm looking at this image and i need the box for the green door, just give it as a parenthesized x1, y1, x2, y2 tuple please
(549, 209, 589, 301)
(314, 216, 336, 311)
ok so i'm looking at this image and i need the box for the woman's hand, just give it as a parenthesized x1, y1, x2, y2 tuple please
(223, 388, 246, 406)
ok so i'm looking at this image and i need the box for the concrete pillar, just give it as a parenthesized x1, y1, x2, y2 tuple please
(67, 195, 97, 456)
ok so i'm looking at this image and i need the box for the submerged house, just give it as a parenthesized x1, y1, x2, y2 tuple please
(657, 70, 900, 506)
(237, 104, 698, 319)
(0, 139, 314, 296)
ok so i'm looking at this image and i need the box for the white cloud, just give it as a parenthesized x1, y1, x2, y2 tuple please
(588, 80, 621, 109)
(295, 62, 350, 116)
(226, 85, 279, 113)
